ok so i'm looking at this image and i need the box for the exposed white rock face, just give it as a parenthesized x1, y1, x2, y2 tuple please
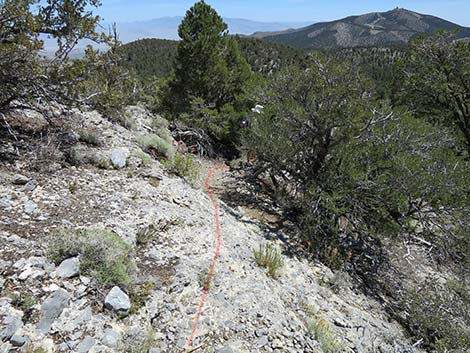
(104, 287, 131, 316)
(110, 148, 130, 169)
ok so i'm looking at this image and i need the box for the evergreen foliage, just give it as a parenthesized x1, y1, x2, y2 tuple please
(398, 31, 470, 154)
(161, 1, 251, 115)
(117, 38, 178, 80)
(0, 0, 104, 113)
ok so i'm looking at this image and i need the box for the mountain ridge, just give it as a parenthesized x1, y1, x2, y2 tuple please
(255, 8, 470, 49)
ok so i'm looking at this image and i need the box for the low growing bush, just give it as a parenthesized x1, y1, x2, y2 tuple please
(162, 153, 199, 182)
(78, 129, 101, 146)
(253, 243, 283, 278)
(48, 228, 134, 287)
(137, 134, 174, 159)
(308, 315, 343, 353)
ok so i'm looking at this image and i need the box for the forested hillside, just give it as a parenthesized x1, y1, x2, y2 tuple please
(117, 36, 309, 79)
(116, 39, 178, 79)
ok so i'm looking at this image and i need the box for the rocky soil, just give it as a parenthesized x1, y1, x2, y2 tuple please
(0, 106, 421, 352)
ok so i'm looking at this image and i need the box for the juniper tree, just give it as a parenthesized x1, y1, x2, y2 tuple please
(399, 31, 470, 154)
(0, 0, 104, 113)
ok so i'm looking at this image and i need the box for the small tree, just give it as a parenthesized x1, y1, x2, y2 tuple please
(161, 1, 251, 143)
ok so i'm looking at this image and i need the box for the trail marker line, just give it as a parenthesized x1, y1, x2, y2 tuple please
(186, 164, 228, 351)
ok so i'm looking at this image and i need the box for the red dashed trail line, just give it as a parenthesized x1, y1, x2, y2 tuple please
(186, 164, 228, 352)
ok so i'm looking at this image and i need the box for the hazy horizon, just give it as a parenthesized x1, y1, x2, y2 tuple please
(95, 0, 470, 27)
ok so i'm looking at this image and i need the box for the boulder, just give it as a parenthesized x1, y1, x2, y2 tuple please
(76, 336, 95, 353)
(110, 148, 129, 169)
(24, 179, 38, 192)
(1, 315, 23, 340)
(57, 257, 80, 279)
(23, 200, 38, 215)
(10, 334, 27, 347)
(38, 289, 71, 334)
(104, 287, 131, 316)
(102, 328, 121, 348)
(12, 174, 30, 185)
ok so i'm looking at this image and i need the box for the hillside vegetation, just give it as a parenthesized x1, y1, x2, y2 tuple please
(1, 1, 469, 353)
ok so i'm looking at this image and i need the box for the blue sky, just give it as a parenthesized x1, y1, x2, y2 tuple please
(95, 0, 470, 25)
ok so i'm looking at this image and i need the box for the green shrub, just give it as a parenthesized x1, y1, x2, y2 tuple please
(162, 153, 199, 182)
(11, 292, 36, 312)
(48, 228, 134, 287)
(11, 291, 36, 322)
(78, 129, 101, 146)
(308, 316, 343, 353)
(152, 115, 170, 132)
(91, 155, 112, 169)
(129, 281, 154, 315)
(136, 224, 159, 245)
(131, 150, 154, 166)
(22, 345, 48, 353)
(137, 134, 174, 159)
(253, 243, 283, 278)
(68, 181, 79, 194)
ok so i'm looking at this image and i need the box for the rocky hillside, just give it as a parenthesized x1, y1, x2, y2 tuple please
(255, 8, 470, 49)
(0, 106, 422, 352)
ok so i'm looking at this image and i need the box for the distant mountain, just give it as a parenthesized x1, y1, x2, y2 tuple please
(114, 17, 312, 43)
(255, 8, 470, 49)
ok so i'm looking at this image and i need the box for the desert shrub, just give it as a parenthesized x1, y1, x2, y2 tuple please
(137, 134, 175, 159)
(119, 327, 156, 353)
(0, 0, 103, 114)
(399, 276, 470, 352)
(68, 182, 79, 194)
(244, 55, 470, 268)
(78, 129, 101, 146)
(22, 345, 47, 353)
(308, 316, 343, 353)
(162, 153, 199, 182)
(48, 228, 134, 287)
(131, 150, 154, 166)
(11, 291, 36, 322)
(129, 281, 154, 315)
(253, 243, 283, 278)
(90, 154, 112, 169)
(61, 28, 141, 122)
(152, 115, 170, 133)
(398, 31, 470, 154)
(136, 224, 159, 245)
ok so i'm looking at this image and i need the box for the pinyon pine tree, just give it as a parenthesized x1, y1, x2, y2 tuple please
(161, 1, 251, 143)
